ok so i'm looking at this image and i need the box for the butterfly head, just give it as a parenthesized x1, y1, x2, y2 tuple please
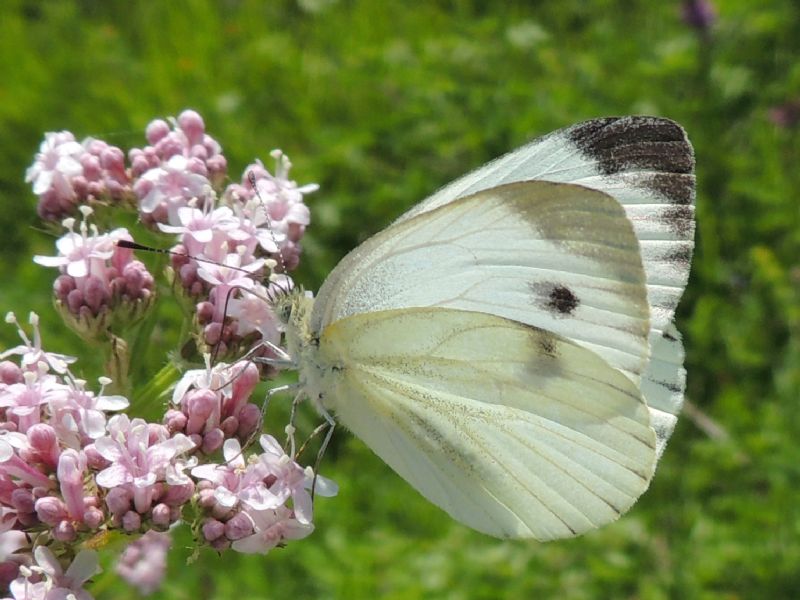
(271, 285, 316, 357)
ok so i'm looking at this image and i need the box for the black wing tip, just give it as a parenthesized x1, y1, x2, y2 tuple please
(565, 116, 695, 203)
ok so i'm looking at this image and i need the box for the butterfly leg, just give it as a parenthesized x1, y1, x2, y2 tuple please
(285, 388, 307, 457)
(241, 383, 300, 451)
(309, 398, 336, 500)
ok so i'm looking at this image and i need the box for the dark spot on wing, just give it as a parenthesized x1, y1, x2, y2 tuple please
(568, 117, 695, 201)
(539, 334, 558, 358)
(525, 328, 563, 380)
(529, 282, 581, 318)
(663, 244, 694, 270)
(656, 379, 683, 393)
(663, 329, 677, 342)
(659, 204, 695, 237)
(547, 285, 580, 316)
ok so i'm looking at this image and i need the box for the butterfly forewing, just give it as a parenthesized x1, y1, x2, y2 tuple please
(316, 307, 656, 540)
(398, 116, 695, 335)
(393, 116, 695, 453)
(312, 181, 651, 384)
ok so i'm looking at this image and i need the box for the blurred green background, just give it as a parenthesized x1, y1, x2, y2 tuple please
(1, 0, 799, 598)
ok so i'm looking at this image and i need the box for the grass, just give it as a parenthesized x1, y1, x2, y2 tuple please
(1, 0, 798, 597)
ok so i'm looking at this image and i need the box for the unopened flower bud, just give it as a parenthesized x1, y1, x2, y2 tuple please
(224, 511, 253, 541)
(178, 110, 205, 145)
(81, 154, 101, 180)
(195, 301, 214, 324)
(190, 144, 208, 161)
(84, 275, 109, 314)
(130, 154, 151, 177)
(27, 424, 59, 469)
(210, 536, 230, 551)
(151, 503, 171, 527)
(237, 403, 262, 439)
(122, 510, 141, 532)
(53, 520, 76, 542)
(203, 322, 222, 346)
(11, 488, 35, 513)
(105, 486, 132, 516)
(164, 409, 187, 433)
(35, 496, 68, 526)
(230, 362, 259, 413)
(186, 389, 218, 434)
(163, 482, 194, 506)
(57, 449, 87, 521)
(197, 488, 216, 509)
(202, 428, 224, 454)
(220, 416, 239, 437)
(202, 518, 225, 542)
(0, 361, 23, 384)
(83, 506, 104, 529)
(146, 119, 170, 145)
(67, 289, 84, 315)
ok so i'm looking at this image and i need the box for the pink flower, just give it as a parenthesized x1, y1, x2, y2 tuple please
(191, 438, 279, 511)
(256, 435, 314, 523)
(48, 378, 129, 447)
(157, 205, 239, 256)
(1, 313, 76, 375)
(0, 370, 68, 434)
(223, 151, 316, 270)
(25, 425, 60, 470)
(94, 416, 195, 513)
(9, 547, 100, 600)
(57, 450, 86, 521)
(115, 530, 171, 595)
(226, 282, 283, 344)
(25, 132, 83, 197)
(134, 155, 213, 225)
(34, 218, 155, 328)
(231, 506, 314, 554)
(33, 215, 116, 280)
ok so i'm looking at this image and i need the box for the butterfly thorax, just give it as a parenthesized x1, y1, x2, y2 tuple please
(277, 288, 334, 406)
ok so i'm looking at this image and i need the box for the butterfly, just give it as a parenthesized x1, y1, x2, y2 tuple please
(275, 116, 695, 540)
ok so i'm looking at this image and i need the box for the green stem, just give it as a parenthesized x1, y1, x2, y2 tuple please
(131, 361, 181, 418)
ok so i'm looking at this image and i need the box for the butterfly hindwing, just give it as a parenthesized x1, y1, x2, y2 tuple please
(317, 307, 656, 540)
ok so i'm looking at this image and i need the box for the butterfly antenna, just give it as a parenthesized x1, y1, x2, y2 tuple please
(116, 240, 257, 278)
(248, 170, 292, 299)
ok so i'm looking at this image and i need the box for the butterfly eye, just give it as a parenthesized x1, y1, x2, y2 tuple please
(277, 302, 293, 324)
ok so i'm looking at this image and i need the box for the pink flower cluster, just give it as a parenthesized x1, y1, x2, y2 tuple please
(0, 314, 334, 597)
(33, 209, 155, 339)
(192, 434, 336, 554)
(27, 109, 317, 364)
(130, 110, 227, 227)
(165, 360, 263, 455)
(26, 132, 130, 222)
(6, 110, 334, 598)
(3, 546, 99, 600)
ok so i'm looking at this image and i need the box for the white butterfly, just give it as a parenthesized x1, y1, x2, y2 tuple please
(276, 116, 695, 540)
